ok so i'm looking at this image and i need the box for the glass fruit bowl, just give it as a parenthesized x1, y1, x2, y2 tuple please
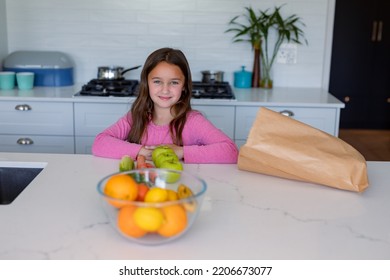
(97, 168, 207, 245)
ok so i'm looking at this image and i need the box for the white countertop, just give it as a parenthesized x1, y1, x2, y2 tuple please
(0, 85, 344, 108)
(0, 152, 388, 260)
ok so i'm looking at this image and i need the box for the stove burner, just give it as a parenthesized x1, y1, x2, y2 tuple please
(79, 79, 139, 97)
(191, 81, 235, 99)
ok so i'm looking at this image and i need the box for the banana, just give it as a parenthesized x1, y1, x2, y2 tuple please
(177, 184, 197, 212)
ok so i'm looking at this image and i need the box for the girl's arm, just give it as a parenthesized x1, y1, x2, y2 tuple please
(181, 112, 239, 163)
(91, 115, 143, 159)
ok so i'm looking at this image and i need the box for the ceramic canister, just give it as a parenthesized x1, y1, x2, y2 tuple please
(234, 66, 252, 88)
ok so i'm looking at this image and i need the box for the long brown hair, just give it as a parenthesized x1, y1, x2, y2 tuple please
(127, 48, 193, 145)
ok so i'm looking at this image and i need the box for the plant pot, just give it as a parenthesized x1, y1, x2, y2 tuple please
(251, 48, 261, 88)
(260, 77, 273, 89)
(260, 63, 273, 89)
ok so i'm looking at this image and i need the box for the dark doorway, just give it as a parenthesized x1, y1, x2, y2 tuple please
(329, 0, 390, 129)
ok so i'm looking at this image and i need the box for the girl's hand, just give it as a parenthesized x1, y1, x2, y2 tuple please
(138, 146, 155, 161)
(163, 144, 184, 160)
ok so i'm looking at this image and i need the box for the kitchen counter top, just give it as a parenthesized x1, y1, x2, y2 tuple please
(0, 152, 388, 260)
(0, 85, 344, 108)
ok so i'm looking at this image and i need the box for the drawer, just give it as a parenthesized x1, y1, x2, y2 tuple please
(235, 106, 338, 140)
(192, 105, 235, 139)
(0, 101, 73, 135)
(0, 135, 74, 154)
(74, 103, 131, 136)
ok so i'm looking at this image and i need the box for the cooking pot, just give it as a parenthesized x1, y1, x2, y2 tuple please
(97, 65, 141, 80)
(201, 70, 224, 83)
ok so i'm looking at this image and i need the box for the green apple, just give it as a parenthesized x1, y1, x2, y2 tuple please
(152, 146, 175, 164)
(119, 155, 134, 172)
(159, 159, 183, 183)
(154, 152, 179, 168)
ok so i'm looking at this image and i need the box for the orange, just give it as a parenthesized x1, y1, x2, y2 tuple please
(136, 183, 149, 202)
(157, 205, 188, 237)
(133, 207, 164, 232)
(104, 174, 139, 208)
(144, 187, 168, 203)
(117, 205, 147, 238)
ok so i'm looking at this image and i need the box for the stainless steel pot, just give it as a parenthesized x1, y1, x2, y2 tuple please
(97, 65, 142, 80)
(201, 70, 224, 83)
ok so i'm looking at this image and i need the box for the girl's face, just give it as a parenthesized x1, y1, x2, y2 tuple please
(147, 61, 185, 110)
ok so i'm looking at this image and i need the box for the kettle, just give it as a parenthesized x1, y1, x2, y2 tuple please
(234, 66, 252, 88)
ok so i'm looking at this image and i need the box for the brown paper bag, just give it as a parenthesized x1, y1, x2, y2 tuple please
(238, 107, 369, 192)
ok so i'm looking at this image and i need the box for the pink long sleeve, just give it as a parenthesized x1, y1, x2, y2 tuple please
(92, 111, 239, 163)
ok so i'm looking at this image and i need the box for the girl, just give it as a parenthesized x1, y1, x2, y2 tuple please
(92, 47, 238, 163)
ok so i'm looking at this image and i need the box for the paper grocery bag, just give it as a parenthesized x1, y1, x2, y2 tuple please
(238, 107, 369, 192)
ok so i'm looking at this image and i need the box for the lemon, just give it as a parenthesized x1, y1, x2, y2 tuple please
(133, 207, 164, 232)
(167, 189, 179, 201)
(144, 187, 168, 203)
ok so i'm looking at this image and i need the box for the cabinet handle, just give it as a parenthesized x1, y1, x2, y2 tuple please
(371, 21, 378, 42)
(279, 110, 294, 117)
(15, 104, 32, 111)
(17, 138, 34, 145)
(377, 21, 383, 42)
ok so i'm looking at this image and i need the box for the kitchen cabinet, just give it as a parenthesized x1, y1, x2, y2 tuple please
(74, 102, 131, 154)
(1, 85, 344, 154)
(192, 105, 235, 139)
(74, 103, 235, 154)
(235, 106, 340, 148)
(329, 0, 390, 129)
(0, 101, 74, 153)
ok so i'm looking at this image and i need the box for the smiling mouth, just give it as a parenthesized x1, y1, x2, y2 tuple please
(159, 96, 171, 100)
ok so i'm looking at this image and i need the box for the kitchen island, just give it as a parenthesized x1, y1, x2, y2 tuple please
(0, 152, 389, 260)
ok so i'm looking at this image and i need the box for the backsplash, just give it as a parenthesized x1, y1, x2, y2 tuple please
(4, 0, 332, 87)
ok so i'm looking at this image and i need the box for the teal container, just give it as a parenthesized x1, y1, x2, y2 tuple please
(234, 66, 252, 88)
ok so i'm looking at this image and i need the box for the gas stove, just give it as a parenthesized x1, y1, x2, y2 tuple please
(77, 79, 139, 97)
(75, 79, 235, 100)
(192, 81, 235, 100)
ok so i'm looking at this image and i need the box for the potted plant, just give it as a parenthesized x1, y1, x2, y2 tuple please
(225, 7, 266, 88)
(226, 5, 307, 88)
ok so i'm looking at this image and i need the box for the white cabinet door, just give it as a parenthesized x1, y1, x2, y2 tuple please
(0, 101, 73, 135)
(192, 105, 235, 139)
(74, 103, 131, 136)
(74, 102, 131, 154)
(0, 101, 74, 154)
(235, 106, 339, 143)
(75, 136, 95, 154)
(0, 135, 74, 154)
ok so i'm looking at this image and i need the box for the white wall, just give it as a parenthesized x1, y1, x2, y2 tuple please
(0, 0, 8, 68)
(4, 0, 334, 88)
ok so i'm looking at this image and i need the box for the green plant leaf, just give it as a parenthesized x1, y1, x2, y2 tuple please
(226, 4, 308, 86)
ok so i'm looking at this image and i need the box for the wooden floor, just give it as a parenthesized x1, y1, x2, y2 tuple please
(338, 129, 390, 161)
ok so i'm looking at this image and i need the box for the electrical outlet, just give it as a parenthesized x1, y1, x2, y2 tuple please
(277, 43, 297, 64)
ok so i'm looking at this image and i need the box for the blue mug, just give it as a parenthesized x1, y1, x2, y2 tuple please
(0, 71, 16, 90)
(16, 72, 35, 90)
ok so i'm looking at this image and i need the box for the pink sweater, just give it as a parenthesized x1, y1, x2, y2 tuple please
(92, 111, 239, 163)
